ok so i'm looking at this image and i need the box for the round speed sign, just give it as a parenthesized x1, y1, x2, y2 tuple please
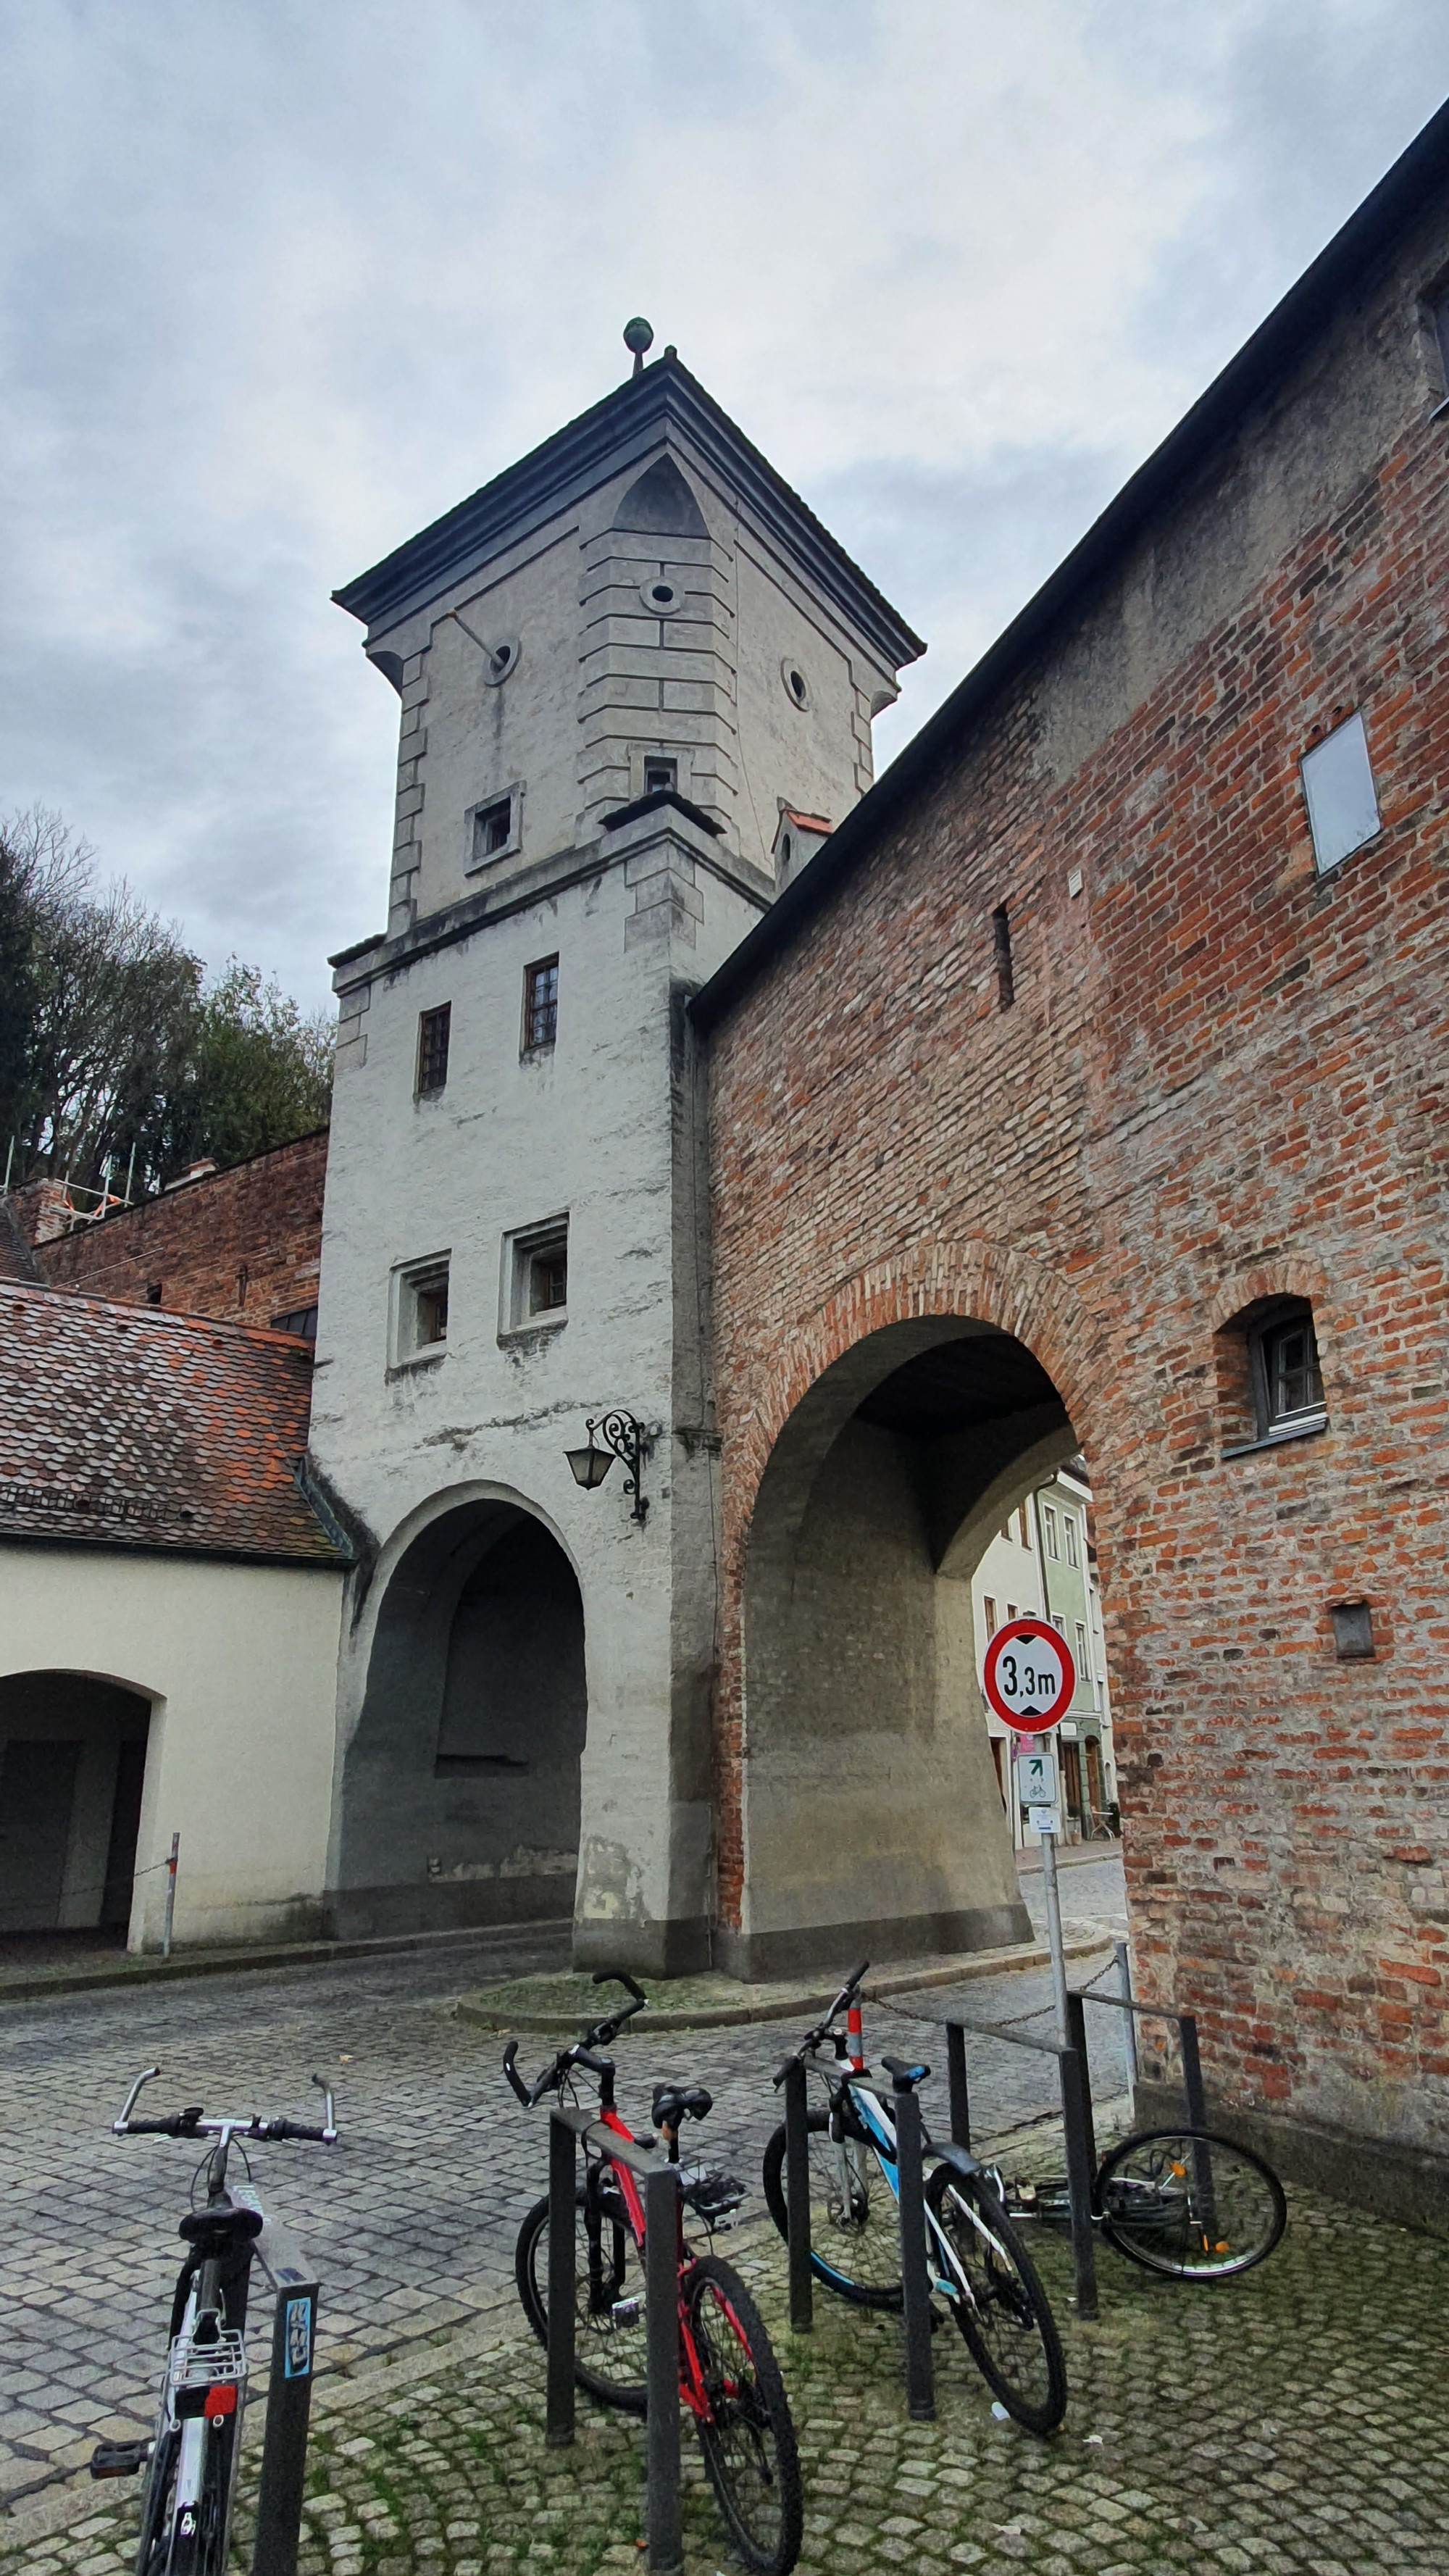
(982, 1617, 1075, 1733)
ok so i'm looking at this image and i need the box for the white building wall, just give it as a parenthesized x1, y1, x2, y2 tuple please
(0, 1546, 343, 1949)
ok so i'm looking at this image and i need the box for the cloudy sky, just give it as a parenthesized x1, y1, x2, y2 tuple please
(2, 1, 1447, 1010)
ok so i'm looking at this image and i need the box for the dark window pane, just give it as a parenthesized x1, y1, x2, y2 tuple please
(525, 958, 559, 1051)
(476, 797, 511, 858)
(529, 1245, 567, 1312)
(418, 1004, 451, 1093)
(1266, 1316, 1323, 1422)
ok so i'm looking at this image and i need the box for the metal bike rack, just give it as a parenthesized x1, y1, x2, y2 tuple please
(249, 2217, 321, 2576)
(546, 2104, 684, 2576)
(890, 2071, 936, 2422)
(941, 2014, 1099, 2319)
(780, 2057, 814, 2333)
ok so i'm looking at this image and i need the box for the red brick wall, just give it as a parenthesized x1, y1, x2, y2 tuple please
(33, 1130, 328, 1333)
(704, 219, 1449, 2168)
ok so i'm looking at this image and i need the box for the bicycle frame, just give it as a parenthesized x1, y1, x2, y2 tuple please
(807, 2053, 1010, 2320)
(577, 2102, 740, 2426)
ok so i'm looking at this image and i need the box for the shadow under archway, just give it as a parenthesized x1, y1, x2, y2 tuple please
(329, 1497, 586, 1941)
(723, 1315, 1080, 1980)
(0, 1672, 151, 1940)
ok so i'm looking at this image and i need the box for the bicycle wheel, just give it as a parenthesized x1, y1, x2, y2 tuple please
(924, 2161, 1067, 2435)
(1096, 2129, 1286, 2279)
(514, 2177, 648, 2412)
(761, 2110, 901, 2307)
(684, 2255, 802, 2576)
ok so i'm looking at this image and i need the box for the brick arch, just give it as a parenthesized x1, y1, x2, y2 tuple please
(711, 1237, 1103, 1948)
(1208, 1256, 1332, 1333)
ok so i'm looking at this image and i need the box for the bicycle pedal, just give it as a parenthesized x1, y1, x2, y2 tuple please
(90, 2440, 152, 2480)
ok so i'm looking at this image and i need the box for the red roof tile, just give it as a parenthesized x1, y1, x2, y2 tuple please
(0, 1284, 343, 1564)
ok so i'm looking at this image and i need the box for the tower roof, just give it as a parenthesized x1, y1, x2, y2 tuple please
(334, 351, 925, 672)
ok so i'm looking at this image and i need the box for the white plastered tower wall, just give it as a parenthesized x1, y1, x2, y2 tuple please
(312, 350, 922, 1972)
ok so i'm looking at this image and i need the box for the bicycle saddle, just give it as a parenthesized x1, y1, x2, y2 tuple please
(178, 2202, 264, 2251)
(651, 2083, 713, 2130)
(880, 2056, 931, 2088)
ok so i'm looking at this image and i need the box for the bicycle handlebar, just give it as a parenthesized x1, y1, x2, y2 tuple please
(773, 1960, 871, 2086)
(503, 1977, 648, 2109)
(113, 2067, 338, 2144)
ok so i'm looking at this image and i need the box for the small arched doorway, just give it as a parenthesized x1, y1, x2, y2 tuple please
(330, 1496, 587, 1940)
(0, 1672, 152, 1941)
(728, 1315, 1084, 1980)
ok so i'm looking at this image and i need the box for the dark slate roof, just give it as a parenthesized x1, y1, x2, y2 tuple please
(0, 1284, 343, 1566)
(334, 352, 924, 672)
(690, 96, 1449, 1033)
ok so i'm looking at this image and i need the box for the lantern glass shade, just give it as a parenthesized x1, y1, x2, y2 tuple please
(566, 1441, 614, 1491)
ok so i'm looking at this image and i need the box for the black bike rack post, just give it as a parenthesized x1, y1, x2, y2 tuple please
(945, 2022, 971, 2153)
(941, 2013, 1099, 2319)
(250, 2277, 320, 2576)
(1068, 1991, 1219, 2248)
(781, 2056, 814, 2332)
(890, 2074, 935, 2422)
(547, 2107, 682, 2576)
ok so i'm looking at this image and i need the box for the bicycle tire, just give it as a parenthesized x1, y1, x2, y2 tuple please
(1096, 2128, 1286, 2279)
(924, 2161, 1067, 2435)
(684, 2254, 802, 2576)
(761, 2109, 901, 2308)
(138, 2419, 232, 2576)
(514, 2180, 649, 2412)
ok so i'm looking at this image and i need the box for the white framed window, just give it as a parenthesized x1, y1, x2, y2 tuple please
(466, 785, 523, 872)
(1063, 1515, 1080, 1570)
(1074, 1620, 1087, 1675)
(1250, 1304, 1326, 1438)
(1300, 712, 1380, 875)
(501, 1216, 569, 1337)
(982, 1594, 998, 1638)
(1041, 1504, 1059, 1560)
(392, 1253, 450, 1367)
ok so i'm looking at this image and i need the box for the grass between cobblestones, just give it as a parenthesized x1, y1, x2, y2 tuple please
(8, 2176, 1448, 2576)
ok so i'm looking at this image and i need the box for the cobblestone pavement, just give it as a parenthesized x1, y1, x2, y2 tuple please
(0, 1869, 1127, 2506)
(10, 2159, 1448, 2576)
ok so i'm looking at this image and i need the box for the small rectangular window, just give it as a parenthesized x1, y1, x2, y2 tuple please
(417, 1003, 451, 1094)
(271, 1305, 319, 1341)
(502, 1217, 569, 1335)
(1042, 1505, 1059, 1560)
(524, 956, 559, 1053)
(1245, 1301, 1327, 1441)
(1300, 712, 1380, 875)
(1063, 1516, 1079, 1570)
(394, 1256, 450, 1364)
(982, 1594, 998, 1638)
(1017, 1506, 1031, 1548)
(475, 795, 512, 860)
(1006, 1601, 1019, 1625)
(992, 905, 1014, 1009)
(643, 756, 677, 796)
(1051, 1612, 1066, 1638)
(1074, 1620, 1087, 1673)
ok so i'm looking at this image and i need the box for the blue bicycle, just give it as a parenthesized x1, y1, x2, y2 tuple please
(762, 1964, 1066, 2435)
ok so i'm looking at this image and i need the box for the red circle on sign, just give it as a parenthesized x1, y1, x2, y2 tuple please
(982, 1617, 1075, 1733)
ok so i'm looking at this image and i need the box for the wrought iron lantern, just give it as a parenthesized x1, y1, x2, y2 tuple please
(565, 1411, 649, 1524)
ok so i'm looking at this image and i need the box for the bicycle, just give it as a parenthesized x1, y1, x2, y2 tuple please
(1004, 2126, 1286, 2278)
(761, 1964, 1067, 2435)
(89, 2064, 338, 2575)
(505, 1971, 803, 2575)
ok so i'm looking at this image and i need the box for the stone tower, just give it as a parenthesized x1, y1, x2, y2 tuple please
(310, 341, 922, 1970)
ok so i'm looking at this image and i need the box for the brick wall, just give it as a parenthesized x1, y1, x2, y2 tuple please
(703, 190, 1449, 2181)
(30, 1130, 328, 1332)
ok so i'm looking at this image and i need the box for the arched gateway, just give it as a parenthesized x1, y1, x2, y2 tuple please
(719, 1312, 1084, 1980)
(328, 1494, 586, 1940)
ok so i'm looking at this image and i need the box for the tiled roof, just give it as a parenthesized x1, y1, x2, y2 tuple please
(0, 1284, 343, 1564)
(0, 1201, 41, 1285)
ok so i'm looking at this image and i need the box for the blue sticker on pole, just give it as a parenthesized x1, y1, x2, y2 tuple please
(283, 2294, 314, 2380)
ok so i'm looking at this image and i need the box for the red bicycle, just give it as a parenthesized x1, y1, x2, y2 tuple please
(506, 1973, 802, 2576)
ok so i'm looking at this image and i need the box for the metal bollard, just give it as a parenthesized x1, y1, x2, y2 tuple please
(782, 2058, 814, 2332)
(891, 2075, 935, 2422)
(251, 2281, 320, 2576)
(545, 2113, 577, 2448)
(643, 2162, 682, 2576)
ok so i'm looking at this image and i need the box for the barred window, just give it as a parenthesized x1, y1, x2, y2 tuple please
(524, 956, 559, 1052)
(417, 1004, 451, 1094)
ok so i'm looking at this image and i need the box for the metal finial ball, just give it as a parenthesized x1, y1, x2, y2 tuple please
(622, 316, 654, 357)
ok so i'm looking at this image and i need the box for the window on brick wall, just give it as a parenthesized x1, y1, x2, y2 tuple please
(993, 904, 1015, 1009)
(417, 1003, 451, 1094)
(523, 956, 559, 1053)
(272, 1305, 319, 1341)
(1300, 711, 1380, 875)
(1218, 1294, 1328, 1451)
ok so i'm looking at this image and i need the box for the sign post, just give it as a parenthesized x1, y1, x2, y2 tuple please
(983, 1619, 1077, 2043)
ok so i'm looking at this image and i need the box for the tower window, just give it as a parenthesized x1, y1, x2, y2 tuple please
(475, 796, 513, 860)
(394, 1256, 451, 1365)
(1256, 1309, 1325, 1433)
(644, 757, 677, 796)
(417, 1003, 451, 1094)
(993, 905, 1015, 1009)
(501, 1217, 569, 1335)
(1300, 712, 1380, 875)
(523, 956, 559, 1053)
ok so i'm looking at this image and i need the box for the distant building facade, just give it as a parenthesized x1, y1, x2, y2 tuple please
(972, 1466, 1116, 1846)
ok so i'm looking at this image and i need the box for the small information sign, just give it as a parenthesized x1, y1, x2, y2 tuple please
(1016, 1747, 1057, 1806)
(1027, 1804, 1061, 1838)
